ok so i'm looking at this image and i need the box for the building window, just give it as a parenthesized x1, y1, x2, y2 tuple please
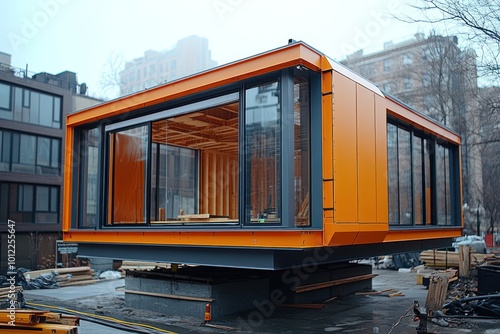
(387, 120, 459, 227)
(404, 77, 413, 90)
(359, 63, 375, 77)
(403, 54, 413, 65)
(0, 129, 60, 175)
(0, 183, 59, 224)
(245, 81, 281, 224)
(383, 59, 391, 72)
(0, 83, 11, 110)
(422, 73, 431, 87)
(0, 82, 61, 128)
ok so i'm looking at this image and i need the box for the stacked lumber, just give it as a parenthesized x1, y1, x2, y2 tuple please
(0, 286, 22, 300)
(0, 309, 79, 333)
(119, 261, 171, 271)
(419, 250, 493, 268)
(27, 266, 98, 287)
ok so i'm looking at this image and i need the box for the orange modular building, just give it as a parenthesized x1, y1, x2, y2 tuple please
(63, 42, 463, 269)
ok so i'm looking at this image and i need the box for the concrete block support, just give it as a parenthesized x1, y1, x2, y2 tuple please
(125, 263, 372, 318)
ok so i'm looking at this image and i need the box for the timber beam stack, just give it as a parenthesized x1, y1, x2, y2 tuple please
(0, 286, 23, 300)
(419, 250, 493, 269)
(27, 266, 98, 287)
(0, 309, 79, 333)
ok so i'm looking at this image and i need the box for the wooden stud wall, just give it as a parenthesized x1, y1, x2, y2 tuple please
(200, 151, 238, 218)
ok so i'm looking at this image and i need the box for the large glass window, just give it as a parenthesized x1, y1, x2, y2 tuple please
(245, 81, 281, 224)
(107, 125, 149, 225)
(436, 144, 452, 225)
(387, 124, 412, 225)
(387, 120, 458, 227)
(76, 70, 315, 229)
(413, 135, 423, 225)
(294, 76, 310, 227)
(79, 127, 100, 228)
(150, 135, 198, 221)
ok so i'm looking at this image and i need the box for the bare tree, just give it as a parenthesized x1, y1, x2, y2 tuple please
(477, 87, 500, 235)
(403, 0, 500, 81)
(98, 51, 127, 100)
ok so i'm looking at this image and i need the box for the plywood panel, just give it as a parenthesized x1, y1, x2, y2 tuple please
(356, 85, 377, 223)
(333, 73, 357, 222)
(111, 133, 145, 224)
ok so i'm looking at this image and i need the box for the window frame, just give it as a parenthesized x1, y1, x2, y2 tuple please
(387, 116, 460, 228)
(0, 82, 12, 111)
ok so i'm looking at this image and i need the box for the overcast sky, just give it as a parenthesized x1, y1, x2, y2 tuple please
(0, 0, 427, 99)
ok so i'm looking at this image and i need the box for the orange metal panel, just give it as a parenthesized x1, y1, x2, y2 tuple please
(63, 230, 323, 249)
(356, 85, 377, 223)
(66, 44, 323, 127)
(353, 223, 387, 244)
(384, 228, 462, 243)
(322, 92, 333, 180)
(324, 223, 358, 246)
(323, 180, 334, 209)
(375, 95, 388, 223)
(322, 68, 332, 95)
(62, 127, 74, 232)
(333, 73, 357, 222)
(386, 98, 460, 145)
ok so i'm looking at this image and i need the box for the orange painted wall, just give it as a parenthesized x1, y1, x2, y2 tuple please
(324, 71, 388, 246)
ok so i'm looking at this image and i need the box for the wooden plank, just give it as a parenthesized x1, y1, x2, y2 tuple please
(25, 267, 92, 278)
(293, 274, 377, 293)
(125, 289, 214, 302)
(458, 245, 471, 277)
(0, 313, 38, 325)
(425, 275, 449, 312)
(46, 314, 80, 326)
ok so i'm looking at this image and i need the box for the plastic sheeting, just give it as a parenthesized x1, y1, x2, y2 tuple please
(1, 268, 60, 290)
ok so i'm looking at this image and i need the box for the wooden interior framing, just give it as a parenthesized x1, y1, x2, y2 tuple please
(152, 102, 239, 221)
